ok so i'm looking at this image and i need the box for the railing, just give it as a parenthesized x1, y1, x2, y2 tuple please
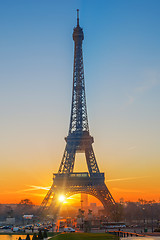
(53, 172, 104, 178)
(107, 231, 145, 237)
(53, 172, 105, 185)
(70, 172, 89, 177)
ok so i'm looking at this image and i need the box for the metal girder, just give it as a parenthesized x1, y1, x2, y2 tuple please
(85, 145, 100, 175)
(69, 21, 89, 134)
(58, 132, 100, 175)
(58, 145, 76, 174)
(39, 183, 54, 213)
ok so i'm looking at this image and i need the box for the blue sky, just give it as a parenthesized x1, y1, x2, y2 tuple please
(0, 0, 160, 203)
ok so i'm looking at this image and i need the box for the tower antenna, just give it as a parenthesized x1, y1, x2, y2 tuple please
(77, 9, 79, 26)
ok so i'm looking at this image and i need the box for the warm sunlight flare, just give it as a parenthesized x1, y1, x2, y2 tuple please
(58, 195, 65, 203)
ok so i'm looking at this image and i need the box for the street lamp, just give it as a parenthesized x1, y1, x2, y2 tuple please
(142, 207, 146, 233)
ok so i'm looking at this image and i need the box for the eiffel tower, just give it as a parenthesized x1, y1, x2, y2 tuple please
(40, 10, 115, 218)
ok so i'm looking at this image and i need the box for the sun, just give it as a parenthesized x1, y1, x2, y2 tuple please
(59, 195, 65, 203)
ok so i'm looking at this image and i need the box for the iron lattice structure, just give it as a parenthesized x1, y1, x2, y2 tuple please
(40, 10, 115, 217)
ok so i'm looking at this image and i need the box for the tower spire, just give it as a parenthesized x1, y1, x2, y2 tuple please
(77, 9, 79, 26)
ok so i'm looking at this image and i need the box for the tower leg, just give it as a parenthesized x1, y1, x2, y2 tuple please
(85, 146, 100, 174)
(58, 145, 76, 174)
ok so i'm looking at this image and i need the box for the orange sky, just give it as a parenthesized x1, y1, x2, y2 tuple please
(0, 150, 159, 204)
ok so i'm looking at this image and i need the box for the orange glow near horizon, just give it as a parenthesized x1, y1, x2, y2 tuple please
(1, 127, 159, 204)
(1, 121, 158, 205)
(0, 171, 159, 205)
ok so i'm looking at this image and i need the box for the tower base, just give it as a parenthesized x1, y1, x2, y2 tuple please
(40, 172, 115, 219)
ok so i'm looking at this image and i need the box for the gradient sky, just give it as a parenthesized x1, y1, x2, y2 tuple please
(0, 0, 160, 204)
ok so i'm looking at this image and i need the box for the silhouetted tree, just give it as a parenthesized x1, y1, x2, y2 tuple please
(16, 199, 34, 217)
(43, 230, 48, 238)
(32, 233, 38, 240)
(19, 199, 33, 205)
(26, 234, 30, 240)
(38, 230, 43, 240)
